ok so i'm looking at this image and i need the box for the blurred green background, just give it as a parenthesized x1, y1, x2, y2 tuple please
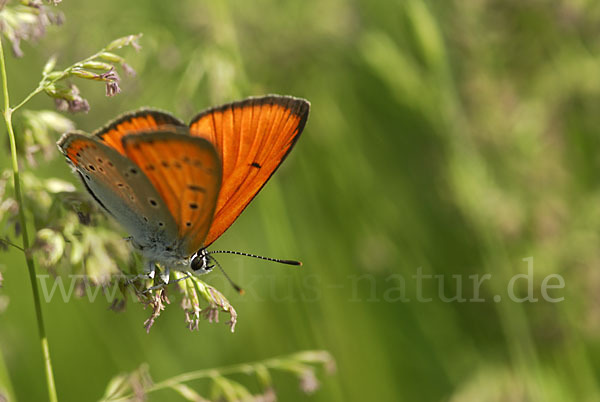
(2, 0, 600, 400)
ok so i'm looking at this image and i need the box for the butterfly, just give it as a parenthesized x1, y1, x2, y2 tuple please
(57, 95, 310, 281)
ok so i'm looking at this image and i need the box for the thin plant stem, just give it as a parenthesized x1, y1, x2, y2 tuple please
(0, 37, 58, 402)
(11, 83, 43, 112)
(11, 39, 135, 113)
(109, 356, 296, 401)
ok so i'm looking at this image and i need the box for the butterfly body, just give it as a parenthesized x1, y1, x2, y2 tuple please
(57, 95, 309, 273)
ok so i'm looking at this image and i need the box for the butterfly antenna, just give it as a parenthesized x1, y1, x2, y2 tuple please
(208, 255, 245, 295)
(208, 250, 302, 266)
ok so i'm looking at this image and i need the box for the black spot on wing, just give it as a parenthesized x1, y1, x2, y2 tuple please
(188, 185, 206, 192)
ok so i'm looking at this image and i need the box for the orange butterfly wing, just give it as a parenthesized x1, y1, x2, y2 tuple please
(189, 95, 310, 246)
(121, 130, 222, 254)
(93, 109, 186, 155)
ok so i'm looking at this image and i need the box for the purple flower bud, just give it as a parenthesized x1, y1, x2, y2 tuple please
(24, 1, 41, 10)
(69, 98, 90, 113)
(54, 98, 68, 112)
(143, 288, 169, 333)
(52, 12, 65, 25)
(56, 96, 90, 114)
(130, 37, 141, 52)
(299, 370, 319, 394)
(11, 38, 24, 58)
(105, 81, 121, 97)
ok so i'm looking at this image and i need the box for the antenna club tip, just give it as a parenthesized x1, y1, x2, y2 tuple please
(236, 287, 245, 295)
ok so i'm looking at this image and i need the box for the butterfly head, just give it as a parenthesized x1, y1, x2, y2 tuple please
(190, 248, 214, 274)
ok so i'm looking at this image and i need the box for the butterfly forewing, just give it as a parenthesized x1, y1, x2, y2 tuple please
(57, 132, 178, 245)
(121, 131, 222, 254)
(93, 109, 187, 155)
(189, 95, 310, 246)
(58, 95, 308, 261)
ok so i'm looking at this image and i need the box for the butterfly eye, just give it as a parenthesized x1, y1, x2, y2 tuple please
(190, 252, 213, 274)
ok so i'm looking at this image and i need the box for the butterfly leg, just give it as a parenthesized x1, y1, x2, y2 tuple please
(145, 261, 171, 284)
(145, 260, 158, 279)
(142, 270, 191, 293)
(145, 261, 171, 286)
(138, 262, 170, 294)
(124, 260, 156, 285)
(159, 266, 170, 285)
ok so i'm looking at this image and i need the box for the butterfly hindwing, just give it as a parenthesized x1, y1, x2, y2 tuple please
(121, 131, 222, 254)
(59, 95, 307, 256)
(57, 132, 178, 246)
(93, 109, 187, 155)
(189, 95, 310, 246)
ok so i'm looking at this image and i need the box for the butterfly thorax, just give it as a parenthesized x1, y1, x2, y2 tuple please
(129, 235, 191, 270)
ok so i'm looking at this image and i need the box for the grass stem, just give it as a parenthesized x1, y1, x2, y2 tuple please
(0, 36, 58, 402)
